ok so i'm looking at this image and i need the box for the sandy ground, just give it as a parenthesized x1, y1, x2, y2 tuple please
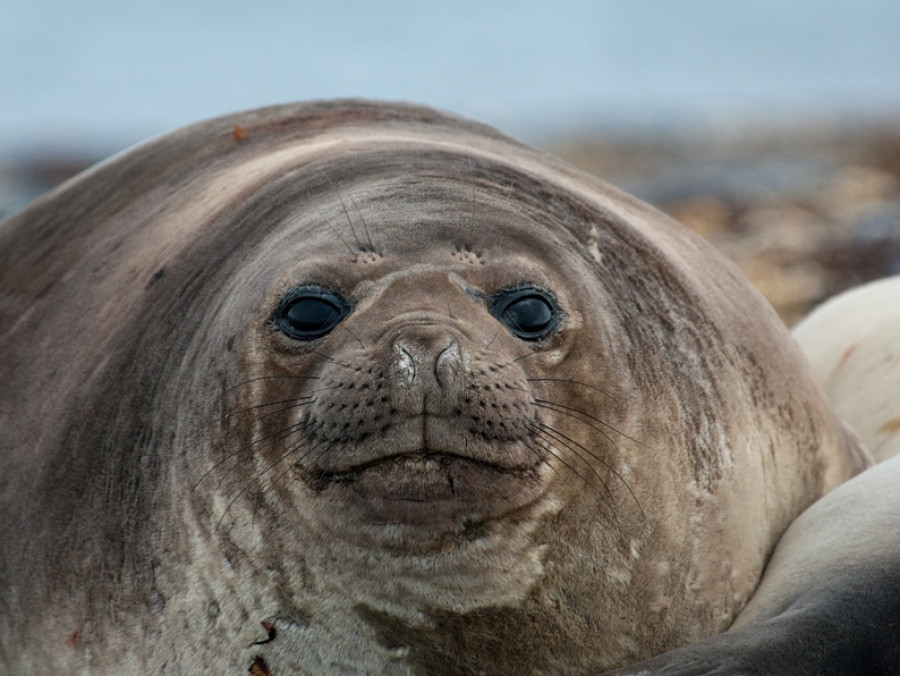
(2, 120, 898, 326)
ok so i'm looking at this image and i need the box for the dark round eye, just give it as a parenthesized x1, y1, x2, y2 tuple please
(491, 286, 560, 341)
(275, 286, 350, 340)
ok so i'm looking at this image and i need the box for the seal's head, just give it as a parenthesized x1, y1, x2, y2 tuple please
(0, 101, 867, 673)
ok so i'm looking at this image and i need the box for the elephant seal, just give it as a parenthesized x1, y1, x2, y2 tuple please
(793, 275, 900, 463)
(0, 100, 866, 673)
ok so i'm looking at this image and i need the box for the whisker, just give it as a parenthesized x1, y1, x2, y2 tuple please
(225, 396, 314, 419)
(526, 378, 620, 405)
(214, 435, 329, 532)
(310, 350, 365, 372)
(307, 184, 359, 257)
(493, 350, 542, 369)
(217, 426, 308, 489)
(533, 398, 649, 449)
(342, 325, 367, 350)
(483, 326, 503, 351)
(329, 222, 362, 258)
(323, 172, 363, 252)
(344, 188, 378, 255)
(223, 383, 341, 429)
(533, 420, 644, 518)
(265, 436, 337, 497)
(311, 350, 361, 373)
(236, 417, 315, 456)
(264, 449, 309, 494)
(527, 429, 627, 538)
(533, 400, 621, 455)
(226, 374, 320, 391)
(530, 423, 615, 496)
(195, 418, 314, 493)
(520, 435, 588, 487)
(465, 154, 478, 246)
(467, 183, 477, 247)
(223, 403, 314, 442)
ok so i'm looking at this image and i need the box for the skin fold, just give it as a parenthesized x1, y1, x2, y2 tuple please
(609, 276, 900, 675)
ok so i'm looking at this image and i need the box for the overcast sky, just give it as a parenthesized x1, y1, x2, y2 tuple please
(3, 0, 899, 154)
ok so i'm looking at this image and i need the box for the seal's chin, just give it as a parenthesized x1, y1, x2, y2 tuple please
(315, 451, 547, 526)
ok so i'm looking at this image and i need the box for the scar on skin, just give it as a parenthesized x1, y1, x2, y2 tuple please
(836, 343, 858, 371)
(248, 655, 273, 676)
(877, 417, 900, 435)
(251, 621, 277, 646)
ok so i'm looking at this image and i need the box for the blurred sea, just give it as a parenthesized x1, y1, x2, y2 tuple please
(3, 0, 900, 155)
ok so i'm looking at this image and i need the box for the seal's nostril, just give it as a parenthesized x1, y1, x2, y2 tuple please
(435, 340, 461, 389)
(397, 346, 417, 387)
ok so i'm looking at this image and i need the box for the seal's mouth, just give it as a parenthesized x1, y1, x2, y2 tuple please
(308, 448, 547, 526)
(294, 412, 549, 525)
(321, 450, 534, 484)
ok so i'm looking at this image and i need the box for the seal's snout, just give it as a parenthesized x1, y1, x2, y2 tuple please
(391, 325, 463, 403)
(292, 304, 547, 524)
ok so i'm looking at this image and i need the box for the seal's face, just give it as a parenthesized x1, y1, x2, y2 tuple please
(230, 181, 610, 544)
(278, 274, 553, 528)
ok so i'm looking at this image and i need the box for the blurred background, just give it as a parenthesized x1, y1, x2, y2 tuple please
(3, 0, 899, 323)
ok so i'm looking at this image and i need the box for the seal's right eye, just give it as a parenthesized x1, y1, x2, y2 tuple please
(275, 286, 350, 340)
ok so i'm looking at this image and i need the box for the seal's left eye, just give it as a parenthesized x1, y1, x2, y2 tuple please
(275, 287, 350, 340)
(491, 286, 560, 341)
